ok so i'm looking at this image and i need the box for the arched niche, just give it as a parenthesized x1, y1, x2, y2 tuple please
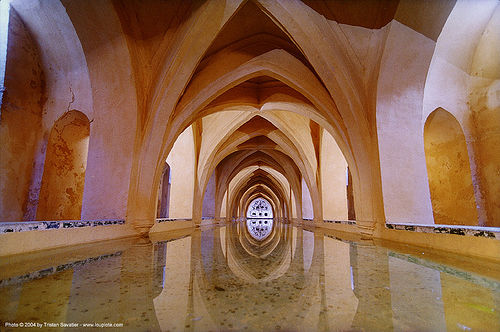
(246, 197, 274, 219)
(424, 108, 478, 225)
(156, 162, 171, 218)
(37, 110, 90, 220)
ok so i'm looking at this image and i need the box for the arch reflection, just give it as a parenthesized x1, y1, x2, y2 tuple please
(246, 218, 273, 241)
(2, 223, 498, 332)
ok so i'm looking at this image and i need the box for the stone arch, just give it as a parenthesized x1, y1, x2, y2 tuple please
(228, 170, 276, 214)
(202, 131, 315, 220)
(171, 51, 349, 208)
(255, 0, 383, 224)
(133, 48, 350, 228)
(201, 96, 361, 221)
(127, 0, 384, 231)
(172, 49, 348, 162)
(191, 111, 321, 221)
(238, 185, 281, 219)
(424, 108, 478, 225)
(230, 173, 289, 220)
(37, 110, 90, 220)
(213, 150, 302, 220)
(203, 88, 354, 165)
(125, 1, 245, 232)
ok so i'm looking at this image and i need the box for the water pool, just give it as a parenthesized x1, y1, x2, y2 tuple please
(1, 222, 499, 331)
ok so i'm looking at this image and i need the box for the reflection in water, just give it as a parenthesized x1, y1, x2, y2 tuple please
(1, 221, 499, 331)
(246, 218, 273, 241)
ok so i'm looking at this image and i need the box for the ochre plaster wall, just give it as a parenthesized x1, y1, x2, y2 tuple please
(166, 126, 195, 219)
(424, 109, 478, 225)
(469, 5, 500, 227)
(422, 39, 483, 223)
(0, 9, 44, 221)
(11, 0, 95, 221)
(37, 111, 90, 220)
(320, 130, 348, 220)
(423, 0, 500, 226)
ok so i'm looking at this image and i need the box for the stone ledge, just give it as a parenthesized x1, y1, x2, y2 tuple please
(386, 222, 500, 240)
(322, 220, 375, 237)
(157, 218, 192, 223)
(323, 220, 356, 225)
(0, 224, 137, 257)
(0, 219, 125, 233)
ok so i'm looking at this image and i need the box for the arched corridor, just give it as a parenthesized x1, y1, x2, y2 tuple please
(0, 0, 499, 330)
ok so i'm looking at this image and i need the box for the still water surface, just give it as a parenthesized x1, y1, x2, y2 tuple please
(1, 222, 499, 331)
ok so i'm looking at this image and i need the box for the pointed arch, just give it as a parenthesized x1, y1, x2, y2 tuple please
(126, 0, 245, 232)
(424, 108, 478, 225)
(37, 111, 90, 220)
